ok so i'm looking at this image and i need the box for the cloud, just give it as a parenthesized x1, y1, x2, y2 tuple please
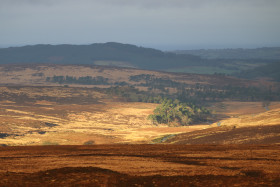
(0, 0, 55, 6)
(1, 0, 278, 8)
(0, 0, 279, 48)
(95, 0, 280, 9)
(1, 0, 279, 12)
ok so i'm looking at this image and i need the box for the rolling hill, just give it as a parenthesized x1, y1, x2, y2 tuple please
(0, 45, 279, 186)
(0, 42, 203, 70)
(0, 64, 279, 146)
(1, 42, 279, 79)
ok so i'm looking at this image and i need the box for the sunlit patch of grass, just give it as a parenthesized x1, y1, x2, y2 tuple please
(151, 134, 175, 144)
(42, 141, 59, 145)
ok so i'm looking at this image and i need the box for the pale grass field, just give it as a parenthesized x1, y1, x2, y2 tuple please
(1, 97, 279, 146)
(1, 98, 208, 145)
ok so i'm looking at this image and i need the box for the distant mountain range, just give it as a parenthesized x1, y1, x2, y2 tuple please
(0, 42, 279, 81)
(0, 42, 203, 70)
(174, 47, 280, 60)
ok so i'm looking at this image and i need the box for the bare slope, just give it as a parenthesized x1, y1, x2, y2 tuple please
(0, 145, 280, 186)
(165, 107, 280, 144)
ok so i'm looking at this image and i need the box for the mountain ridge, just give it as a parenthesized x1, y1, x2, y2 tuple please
(1, 42, 280, 81)
(0, 42, 201, 70)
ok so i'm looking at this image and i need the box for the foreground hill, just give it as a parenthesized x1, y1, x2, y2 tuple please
(0, 145, 279, 186)
(165, 124, 280, 144)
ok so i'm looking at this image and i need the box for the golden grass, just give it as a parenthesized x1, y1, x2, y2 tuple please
(2, 100, 279, 145)
(212, 107, 280, 128)
(0, 97, 212, 146)
(0, 83, 279, 146)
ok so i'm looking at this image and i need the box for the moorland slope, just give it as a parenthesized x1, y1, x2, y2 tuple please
(0, 64, 279, 145)
(165, 106, 280, 144)
(0, 145, 279, 186)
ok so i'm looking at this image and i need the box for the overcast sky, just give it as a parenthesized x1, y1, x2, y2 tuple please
(1, 0, 280, 50)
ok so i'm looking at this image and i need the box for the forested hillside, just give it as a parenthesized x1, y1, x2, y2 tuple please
(1, 43, 279, 80)
(0, 42, 203, 70)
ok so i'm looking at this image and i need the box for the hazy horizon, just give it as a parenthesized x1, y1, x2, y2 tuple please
(1, 42, 280, 51)
(1, 0, 280, 51)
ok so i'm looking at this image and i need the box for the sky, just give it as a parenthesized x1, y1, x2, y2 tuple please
(1, 0, 280, 50)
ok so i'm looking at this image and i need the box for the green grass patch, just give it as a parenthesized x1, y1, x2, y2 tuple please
(166, 66, 238, 75)
(42, 141, 59, 145)
(151, 134, 175, 144)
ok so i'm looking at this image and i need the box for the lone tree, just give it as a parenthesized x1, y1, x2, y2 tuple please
(148, 99, 210, 126)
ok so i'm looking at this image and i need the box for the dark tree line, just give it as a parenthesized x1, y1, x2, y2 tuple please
(176, 85, 279, 103)
(47, 74, 280, 102)
(129, 74, 280, 102)
(130, 74, 184, 92)
(46, 75, 110, 85)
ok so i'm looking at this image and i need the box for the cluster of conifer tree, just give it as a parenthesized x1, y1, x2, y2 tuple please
(148, 99, 210, 126)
